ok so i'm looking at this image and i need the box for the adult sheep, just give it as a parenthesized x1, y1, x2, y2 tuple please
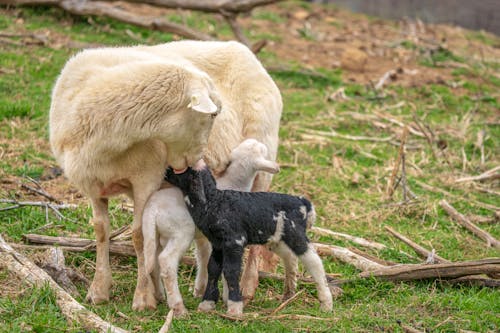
(49, 41, 282, 310)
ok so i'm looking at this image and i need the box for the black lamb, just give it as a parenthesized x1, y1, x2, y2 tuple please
(164, 164, 333, 316)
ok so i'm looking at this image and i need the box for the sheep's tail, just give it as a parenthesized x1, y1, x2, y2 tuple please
(300, 197, 316, 229)
(142, 212, 157, 276)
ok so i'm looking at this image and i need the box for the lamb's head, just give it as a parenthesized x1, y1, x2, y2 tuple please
(164, 69, 222, 173)
(230, 139, 280, 174)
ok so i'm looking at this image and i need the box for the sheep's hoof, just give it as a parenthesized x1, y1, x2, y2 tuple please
(226, 300, 243, 317)
(172, 304, 189, 318)
(197, 300, 216, 312)
(86, 283, 110, 304)
(193, 286, 206, 298)
(319, 301, 333, 312)
(132, 289, 157, 311)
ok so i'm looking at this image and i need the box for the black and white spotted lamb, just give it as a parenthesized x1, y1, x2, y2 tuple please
(165, 164, 333, 316)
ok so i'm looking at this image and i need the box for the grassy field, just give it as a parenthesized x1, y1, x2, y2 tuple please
(0, 2, 499, 332)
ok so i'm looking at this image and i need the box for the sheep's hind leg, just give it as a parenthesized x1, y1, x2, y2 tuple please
(298, 244, 333, 312)
(159, 237, 190, 317)
(272, 242, 298, 301)
(198, 249, 223, 312)
(222, 244, 245, 317)
(86, 197, 112, 304)
(193, 235, 211, 298)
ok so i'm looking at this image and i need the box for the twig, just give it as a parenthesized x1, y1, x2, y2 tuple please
(401, 324, 425, 333)
(475, 129, 486, 166)
(455, 165, 500, 183)
(158, 309, 174, 333)
(311, 226, 387, 250)
(270, 290, 304, 315)
(374, 69, 396, 90)
(0, 235, 129, 333)
(415, 180, 499, 211)
(21, 183, 59, 202)
(387, 127, 409, 199)
(301, 129, 394, 143)
(221, 10, 251, 47)
(384, 226, 449, 264)
(0, 199, 78, 210)
(439, 200, 500, 249)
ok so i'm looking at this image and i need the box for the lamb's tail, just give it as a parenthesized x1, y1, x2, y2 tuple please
(300, 197, 316, 229)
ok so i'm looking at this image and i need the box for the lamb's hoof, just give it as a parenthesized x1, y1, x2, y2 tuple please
(197, 300, 216, 312)
(132, 290, 157, 311)
(319, 301, 333, 312)
(86, 284, 110, 304)
(172, 304, 189, 318)
(227, 300, 243, 317)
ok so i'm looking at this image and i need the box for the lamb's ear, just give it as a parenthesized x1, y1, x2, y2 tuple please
(255, 159, 280, 174)
(188, 92, 219, 114)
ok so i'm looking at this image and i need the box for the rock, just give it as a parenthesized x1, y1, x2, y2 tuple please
(341, 47, 368, 72)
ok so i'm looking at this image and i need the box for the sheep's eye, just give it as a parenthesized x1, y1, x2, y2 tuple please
(210, 113, 218, 119)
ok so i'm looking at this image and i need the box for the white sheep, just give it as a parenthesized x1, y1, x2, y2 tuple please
(143, 139, 280, 317)
(49, 40, 282, 310)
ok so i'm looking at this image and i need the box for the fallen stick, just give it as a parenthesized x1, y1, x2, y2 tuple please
(301, 128, 395, 143)
(311, 226, 387, 250)
(455, 165, 500, 183)
(0, 199, 78, 210)
(359, 258, 500, 281)
(35, 247, 81, 296)
(0, 235, 128, 333)
(387, 127, 409, 199)
(384, 226, 449, 264)
(270, 290, 304, 315)
(415, 180, 499, 211)
(440, 200, 500, 249)
(158, 309, 174, 333)
(313, 243, 386, 272)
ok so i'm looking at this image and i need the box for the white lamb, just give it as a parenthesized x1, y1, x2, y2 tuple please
(49, 40, 282, 310)
(143, 139, 279, 317)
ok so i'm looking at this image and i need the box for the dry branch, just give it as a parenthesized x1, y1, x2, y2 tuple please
(0, 235, 128, 333)
(384, 226, 449, 264)
(158, 309, 174, 333)
(311, 226, 387, 250)
(359, 258, 500, 281)
(301, 128, 394, 143)
(439, 200, 500, 249)
(386, 126, 409, 199)
(35, 247, 80, 296)
(455, 165, 500, 183)
(313, 243, 386, 272)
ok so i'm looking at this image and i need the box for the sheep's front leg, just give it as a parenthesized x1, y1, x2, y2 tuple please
(222, 243, 245, 316)
(198, 249, 223, 312)
(86, 197, 112, 304)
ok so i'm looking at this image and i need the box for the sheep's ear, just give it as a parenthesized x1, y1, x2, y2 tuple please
(188, 92, 219, 114)
(255, 159, 280, 174)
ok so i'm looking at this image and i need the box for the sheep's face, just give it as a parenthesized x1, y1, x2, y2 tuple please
(165, 166, 201, 193)
(166, 73, 222, 172)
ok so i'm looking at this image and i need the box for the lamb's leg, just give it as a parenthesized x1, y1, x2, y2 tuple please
(131, 184, 159, 311)
(193, 235, 211, 298)
(198, 249, 223, 312)
(222, 244, 245, 316)
(298, 245, 333, 312)
(152, 243, 165, 302)
(86, 197, 112, 304)
(272, 242, 298, 300)
(159, 238, 191, 317)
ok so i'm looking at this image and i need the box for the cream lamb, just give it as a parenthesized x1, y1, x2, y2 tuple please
(49, 40, 282, 310)
(142, 139, 279, 317)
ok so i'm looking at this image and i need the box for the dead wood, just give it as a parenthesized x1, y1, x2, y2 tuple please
(301, 128, 395, 143)
(35, 247, 80, 296)
(415, 180, 499, 211)
(348, 247, 396, 266)
(455, 165, 500, 183)
(270, 290, 304, 315)
(158, 309, 174, 333)
(439, 200, 500, 249)
(311, 226, 387, 250)
(0, 235, 129, 333)
(384, 226, 449, 264)
(313, 243, 386, 272)
(386, 126, 410, 199)
(447, 275, 500, 288)
(359, 258, 500, 281)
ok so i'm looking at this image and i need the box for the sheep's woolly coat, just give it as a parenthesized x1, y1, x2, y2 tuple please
(49, 40, 282, 310)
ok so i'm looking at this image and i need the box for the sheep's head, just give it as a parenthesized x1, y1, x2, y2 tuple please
(230, 139, 280, 174)
(165, 164, 208, 204)
(165, 70, 222, 173)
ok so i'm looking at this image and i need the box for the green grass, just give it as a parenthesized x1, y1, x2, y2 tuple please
(1, 4, 499, 333)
